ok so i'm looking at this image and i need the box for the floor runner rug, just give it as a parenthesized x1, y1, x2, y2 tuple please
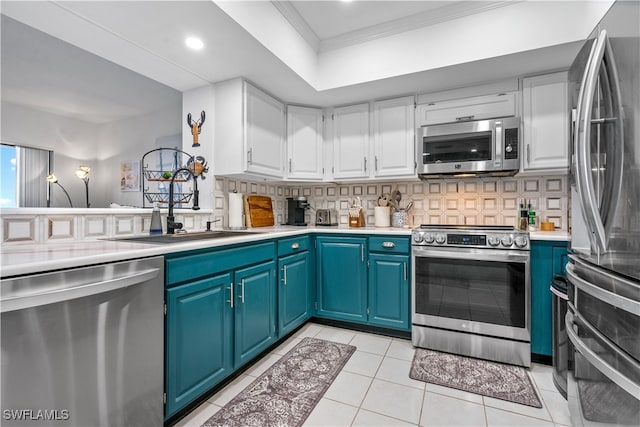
(202, 337, 356, 427)
(410, 348, 542, 408)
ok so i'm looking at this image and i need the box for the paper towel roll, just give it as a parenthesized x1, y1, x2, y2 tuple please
(228, 193, 244, 229)
(374, 206, 391, 227)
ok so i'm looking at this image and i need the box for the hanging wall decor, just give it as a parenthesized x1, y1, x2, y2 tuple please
(186, 111, 206, 147)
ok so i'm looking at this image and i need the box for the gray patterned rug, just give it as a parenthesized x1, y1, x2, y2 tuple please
(202, 337, 356, 427)
(410, 349, 542, 408)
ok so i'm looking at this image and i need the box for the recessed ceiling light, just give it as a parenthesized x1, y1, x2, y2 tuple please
(185, 37, 204, 50)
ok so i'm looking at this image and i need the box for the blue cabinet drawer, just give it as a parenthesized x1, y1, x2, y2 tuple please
(277, 235, 311, 257)
(166, 242, 276, 286)
(368, 236, 409, 254)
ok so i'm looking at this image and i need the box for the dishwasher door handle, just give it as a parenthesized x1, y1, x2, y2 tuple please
(0, 268, 160, 313)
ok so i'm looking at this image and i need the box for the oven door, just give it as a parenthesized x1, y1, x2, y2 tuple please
(412, 246, 530, 342)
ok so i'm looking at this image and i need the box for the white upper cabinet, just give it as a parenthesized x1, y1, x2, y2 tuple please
(286, 106, 323, 180)
(373, 96, 416, 178)
(214, 79, 285, 179)
(331, 103, 370, 180)
(521, 72, 569, 172)
(416, 92, 516, 126)
(245, 83, 285, 177)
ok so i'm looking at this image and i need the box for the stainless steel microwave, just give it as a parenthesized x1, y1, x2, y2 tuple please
(416, 117, 520, 179)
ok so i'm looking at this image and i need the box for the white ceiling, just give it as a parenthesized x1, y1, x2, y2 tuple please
(291, 1, 450, 40)
(0, 1, 613, 124)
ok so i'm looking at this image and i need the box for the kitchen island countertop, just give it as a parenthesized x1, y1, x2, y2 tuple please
(0, 225, 411, 277)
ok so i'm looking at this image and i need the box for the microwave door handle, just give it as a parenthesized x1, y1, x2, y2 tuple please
(495, 121, 502, 165)
(598, 35, 625, 239)
(576, 30, 609, 253)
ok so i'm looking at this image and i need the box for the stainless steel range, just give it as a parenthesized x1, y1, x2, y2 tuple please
(411, 224, 531, 367)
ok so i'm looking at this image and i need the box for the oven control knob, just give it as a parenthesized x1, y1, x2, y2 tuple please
(413, 233, 424, 243)
(501, 236, 513, 247)
(423, 233, 434, 243)
(514, 235, 528, 248)
(435, 234, 446, 244)
(488, 236, 501, 246)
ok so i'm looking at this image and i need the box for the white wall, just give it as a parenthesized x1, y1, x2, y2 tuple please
(95, 104, 182, 208)
(1, 102, 96, 208)
(1, 101, 183, 208)
(182, 85, 216, 210)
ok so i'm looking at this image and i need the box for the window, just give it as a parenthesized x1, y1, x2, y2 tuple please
(0, 143, 52, 207)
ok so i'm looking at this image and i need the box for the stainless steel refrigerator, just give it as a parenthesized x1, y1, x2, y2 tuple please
(567, 0, 640, 425)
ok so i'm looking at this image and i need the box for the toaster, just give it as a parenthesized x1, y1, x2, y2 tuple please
(315, 209, 338, 226)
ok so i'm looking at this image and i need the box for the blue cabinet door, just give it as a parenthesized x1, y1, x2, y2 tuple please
(369, 253, 410, 330)
(165, 273, 233, 417)
(234, 261, 276, 367)
(316, 237, 367, 322)
(278, 251, 310, 336)
(530, 240, 568, 356)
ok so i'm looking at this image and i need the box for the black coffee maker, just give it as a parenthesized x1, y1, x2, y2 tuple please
(286, 197, 308, 226)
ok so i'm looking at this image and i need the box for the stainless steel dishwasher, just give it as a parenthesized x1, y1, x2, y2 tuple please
(1, 257, 164, 426)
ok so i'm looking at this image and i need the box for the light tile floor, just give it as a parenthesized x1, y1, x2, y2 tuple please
(175, 323, 571, 427)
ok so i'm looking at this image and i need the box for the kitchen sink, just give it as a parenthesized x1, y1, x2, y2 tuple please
(110, 230, 261, 244)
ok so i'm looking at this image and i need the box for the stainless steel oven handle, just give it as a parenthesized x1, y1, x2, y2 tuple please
(566, 310, 640, 398)
(566, 264, 639, 315)
(412, 247, 529, 263)
(0, 268, 160, 313)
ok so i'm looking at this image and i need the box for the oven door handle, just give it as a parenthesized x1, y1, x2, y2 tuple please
(412, 247, 529, 263)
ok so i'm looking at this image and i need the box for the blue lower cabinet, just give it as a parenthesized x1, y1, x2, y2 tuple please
(165, 273, 233, 417)
(530, 240, 568, 357)
(316, 237, 368, 322)
(369, 253, 409, 330)
(234, 261, 277, 368)
(278, 251, 311, 336)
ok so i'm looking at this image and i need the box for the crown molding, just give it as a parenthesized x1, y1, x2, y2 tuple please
(319, 1, 522, 53)
(271, 0, 320, 52)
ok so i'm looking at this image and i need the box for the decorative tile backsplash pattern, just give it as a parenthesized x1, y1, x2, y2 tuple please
(286, 175, 569, 230)
(211, 174, 569, 230)
(1, 174, 569, 244)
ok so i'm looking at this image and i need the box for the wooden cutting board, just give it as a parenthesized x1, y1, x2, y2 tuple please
(243, 195, 275, 227)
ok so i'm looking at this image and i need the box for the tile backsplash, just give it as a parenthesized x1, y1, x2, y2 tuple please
(1, 174, 569, 244)
(212, 174, 569, 230)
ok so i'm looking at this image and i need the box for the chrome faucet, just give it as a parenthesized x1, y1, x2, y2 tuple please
(166, 167, 200, 234)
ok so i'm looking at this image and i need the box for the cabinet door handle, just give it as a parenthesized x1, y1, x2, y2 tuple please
(247, 148, 253, 165)
(364, 157, 367, 172)
(282, 265, 287, 285)
(289, 158, 292, 173)
(375, 156, 378, 171)
(238, 279, 245, 303)
(361, 244, 364, 262)
(291, 243, 300, 249)
(404, 262, 407, 281)
(382, 241, 395, 248)
(526, 144, 531, 165)
(455, 115, 475, 121)
(227, 283, 234, 308)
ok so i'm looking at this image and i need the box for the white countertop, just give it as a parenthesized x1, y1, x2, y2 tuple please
(529, 230, 570, 241)
(1, 226, 569, 277)
(0, 225, 412, 277)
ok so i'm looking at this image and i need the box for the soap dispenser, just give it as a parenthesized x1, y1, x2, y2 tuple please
(150, 203, 163, 235)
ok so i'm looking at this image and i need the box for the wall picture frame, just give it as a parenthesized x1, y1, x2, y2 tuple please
(120, 161, 141, 192)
